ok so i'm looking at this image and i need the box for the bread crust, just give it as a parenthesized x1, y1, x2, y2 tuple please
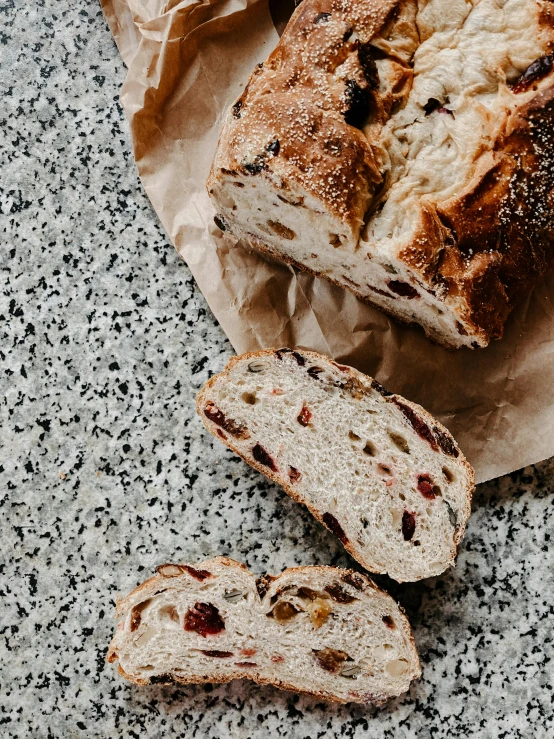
(107, 557, 421, 704)
(435, 81, 554, 341)
(197, 349, 475, 580)
(208, 0, 554, 348)
(208, 0, 399, 231)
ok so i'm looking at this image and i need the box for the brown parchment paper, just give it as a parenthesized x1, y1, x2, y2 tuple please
(100, 0, 554, 484)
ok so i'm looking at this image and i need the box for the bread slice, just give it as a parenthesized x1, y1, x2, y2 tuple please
(107, 557, 421, 704)
(207, 0, 554, 349)
(197, 349, 474, 582)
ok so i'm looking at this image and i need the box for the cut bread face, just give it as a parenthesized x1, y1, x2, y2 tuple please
(208, 0, 554, 348)
(197, 349, 474, 583)
(107, 557, 421, 704)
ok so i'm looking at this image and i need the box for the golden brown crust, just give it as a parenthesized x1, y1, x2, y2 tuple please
(208, 0, 401, 231)
(385, 72, 554, 345)
(377, 71, 554, 347)
(196, 349, 475, 576)
(495, 83, 554, 302)
(433, 82, 554, 342)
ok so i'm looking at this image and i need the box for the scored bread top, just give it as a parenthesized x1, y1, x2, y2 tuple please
(197, 349, 475, 582)
(208, 0, 554, 348)
(107, 557, 421, 704)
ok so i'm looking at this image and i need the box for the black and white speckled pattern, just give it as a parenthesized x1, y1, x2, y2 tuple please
(1, 2, 553, 737)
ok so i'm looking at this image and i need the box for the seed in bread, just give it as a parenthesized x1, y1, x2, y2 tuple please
(107, 557, 421, 704)
(197, 349, 475, 583)
(208, 0, 554, 349)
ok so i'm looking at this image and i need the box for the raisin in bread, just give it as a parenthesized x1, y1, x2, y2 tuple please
(197, 349, 474, 583)
(107, 557, 421, 704)
(207, 0, 554, 349)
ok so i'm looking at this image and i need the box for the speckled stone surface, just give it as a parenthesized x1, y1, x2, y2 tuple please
(1, 2, 553, 737)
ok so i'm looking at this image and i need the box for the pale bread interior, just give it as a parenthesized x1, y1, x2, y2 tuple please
(197, 350, 474, 582)
(108, 558, 421, 704)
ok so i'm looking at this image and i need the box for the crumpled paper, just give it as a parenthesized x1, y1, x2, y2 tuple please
(100, 0, 554, 483)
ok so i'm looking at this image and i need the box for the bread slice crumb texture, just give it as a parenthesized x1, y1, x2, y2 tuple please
(107, 557, 421, 704)
(197, 349, 474, 582)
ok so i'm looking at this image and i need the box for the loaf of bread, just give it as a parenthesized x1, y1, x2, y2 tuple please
(107, 557, 421, 703)
(208, 0, 554, 349)
(197, 349, 474, 582)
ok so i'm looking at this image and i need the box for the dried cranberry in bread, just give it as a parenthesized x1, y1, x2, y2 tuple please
(207, 0, 554, 349)
(197, 349, 474, 582)
(107, 557, 421, 704)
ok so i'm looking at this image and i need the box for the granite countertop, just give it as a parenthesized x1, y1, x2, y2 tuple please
(2, 2, 553, 737)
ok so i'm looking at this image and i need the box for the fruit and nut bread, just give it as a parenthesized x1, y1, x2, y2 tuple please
(197, 349, 474, 582)
(208, 0, 554, 349)
(107, 557, 421, 704)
